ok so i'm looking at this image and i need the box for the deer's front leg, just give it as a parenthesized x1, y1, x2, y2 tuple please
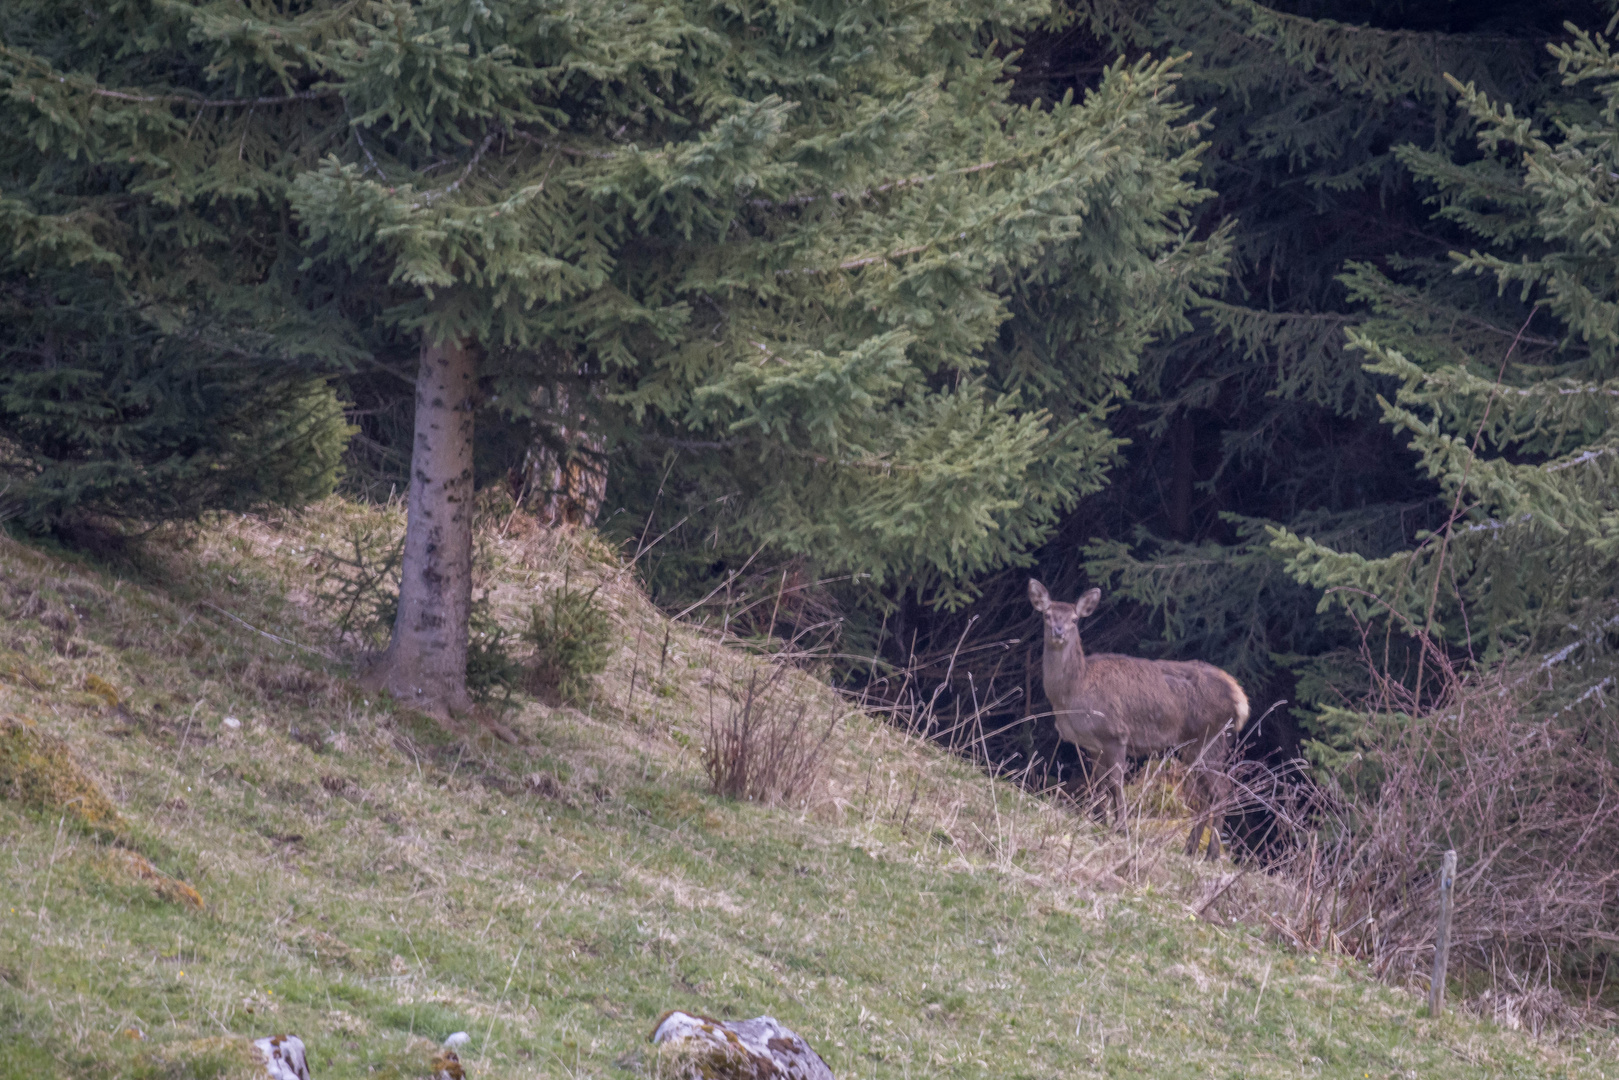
(1097, 743, 1127, 833)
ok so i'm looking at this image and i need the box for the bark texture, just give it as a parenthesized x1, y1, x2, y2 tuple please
(515, 383, 606, 527)
(365, 337, 476, 716)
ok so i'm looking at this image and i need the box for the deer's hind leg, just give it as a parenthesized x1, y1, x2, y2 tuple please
(1182, 728, 1231, 861)
(1183, 786, 1219, 860)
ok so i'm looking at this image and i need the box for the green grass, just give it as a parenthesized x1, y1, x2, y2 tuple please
(1, 500, 1615, 1079)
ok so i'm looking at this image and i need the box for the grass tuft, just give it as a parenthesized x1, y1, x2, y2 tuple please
(103, 849, 205, 910)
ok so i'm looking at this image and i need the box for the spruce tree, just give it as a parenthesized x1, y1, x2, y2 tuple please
(1067, 0, 1613, 696)
(279, 0, 1224, 712)
(1274, 21, 1619, 747)
(892, 0, 1612, 781)
(5, 0, 1223, 715)
(0, 0, 356, 530)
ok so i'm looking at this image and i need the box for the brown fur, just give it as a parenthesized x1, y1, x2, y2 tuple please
(1028, 581, 1249, 860)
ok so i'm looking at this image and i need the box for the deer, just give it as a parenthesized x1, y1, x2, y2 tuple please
(1028, 580, 1249, 860)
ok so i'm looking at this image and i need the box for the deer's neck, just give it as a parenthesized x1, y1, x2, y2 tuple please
(1043, 633, 1086, 700)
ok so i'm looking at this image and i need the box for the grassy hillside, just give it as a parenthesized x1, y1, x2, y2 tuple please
(1, 500, 1614, 1080)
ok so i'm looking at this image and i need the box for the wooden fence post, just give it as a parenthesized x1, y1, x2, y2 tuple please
(1429, 848, 1457, 1017)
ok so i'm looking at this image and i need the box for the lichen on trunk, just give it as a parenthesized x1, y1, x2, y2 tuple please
(364, 336, 477, 716)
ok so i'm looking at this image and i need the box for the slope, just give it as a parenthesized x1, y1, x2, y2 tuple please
(0, 500, 1613, 1079)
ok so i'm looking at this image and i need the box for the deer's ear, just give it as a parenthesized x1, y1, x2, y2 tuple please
(1027, 579, 1051, 612)
(1074, 588, 1101, 618)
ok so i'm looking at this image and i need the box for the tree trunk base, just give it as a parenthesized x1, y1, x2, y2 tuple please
(359, 654, 472, 720)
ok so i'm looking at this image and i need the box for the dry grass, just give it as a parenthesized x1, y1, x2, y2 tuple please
(22, 495, 1148, 892)
(849, 585, 1619, 1035)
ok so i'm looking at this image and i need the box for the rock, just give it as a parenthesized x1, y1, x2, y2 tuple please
(650, 1011, 834, 1080)
(429, 1033, 469, 1079)
(254, 1034, 311, 1080)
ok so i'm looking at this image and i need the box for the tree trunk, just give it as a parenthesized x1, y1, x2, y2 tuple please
(514, 382, 607, 527)
(1169, 409, 1194, 541)
(365, 336, 477, 716)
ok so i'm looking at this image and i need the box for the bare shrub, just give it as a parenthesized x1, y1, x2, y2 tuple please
(1468, 986, 1579, 1038)
(1214, 655, 1619, 1019)
(703, 667, 839, 807)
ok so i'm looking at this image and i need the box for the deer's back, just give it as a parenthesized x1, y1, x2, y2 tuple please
(1048, 653, 1241, 753)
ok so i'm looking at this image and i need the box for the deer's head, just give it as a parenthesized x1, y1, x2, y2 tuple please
(1028, 580, 1100, 646)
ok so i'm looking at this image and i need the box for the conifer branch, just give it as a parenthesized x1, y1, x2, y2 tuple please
(832, 149, 1117, 271)
(1415, 305, 1538, 682)
(1546, 447, 1619, 472)
(347, 103, 386, 178)
(1231, 0, 1542, 50)
(510, 125, 1011, 207)
(510, 130, 619, 160)
(838, 244, 931, 271)
(90, 87, 332, 107)
(640, 435, 740, 450)
(0, 49, 333, 108)
(750, 159, 1006, 210)
(413, 131, 500, 207)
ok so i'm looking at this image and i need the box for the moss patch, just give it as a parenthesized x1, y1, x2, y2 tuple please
(0, 714, 125, 837)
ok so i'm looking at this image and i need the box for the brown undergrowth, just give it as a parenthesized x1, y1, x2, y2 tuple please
(701, 665, 840, 807)
(130, 499, 1137, 888)
(147, 497, 1619, 1015)
(0, 496, 1240, 921)
(1168, 655, 1619, 1037)
(1360, 677, 1611, 1024)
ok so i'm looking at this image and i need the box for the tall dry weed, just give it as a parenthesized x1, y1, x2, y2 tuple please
(703, 667, 839, 807)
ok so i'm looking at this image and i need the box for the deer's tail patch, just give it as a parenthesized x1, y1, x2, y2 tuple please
(1219, 671, 1251, 731)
